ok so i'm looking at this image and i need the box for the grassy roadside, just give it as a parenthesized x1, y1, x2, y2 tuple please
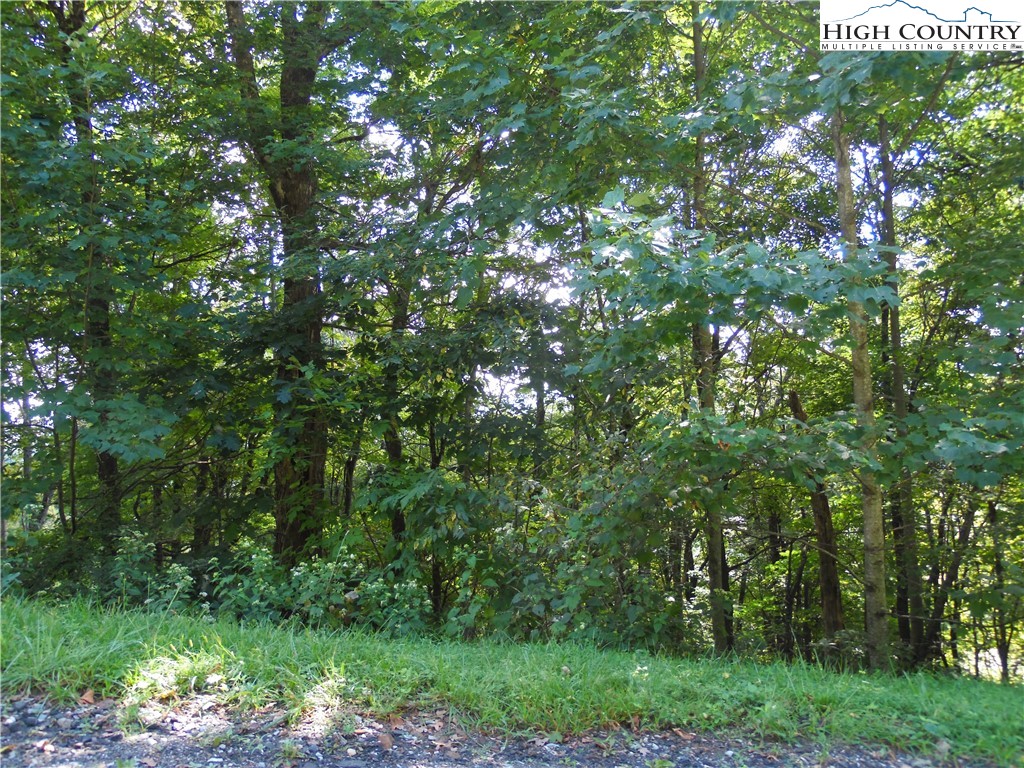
(2, 597, 1021, 765)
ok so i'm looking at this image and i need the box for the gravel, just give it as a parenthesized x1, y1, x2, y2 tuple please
(0, 694, 991, 768)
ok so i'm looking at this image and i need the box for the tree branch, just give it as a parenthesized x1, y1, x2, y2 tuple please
(748, 9, 810, 56)
(223, 0, 284, 209)
(894, 54, 960, 159)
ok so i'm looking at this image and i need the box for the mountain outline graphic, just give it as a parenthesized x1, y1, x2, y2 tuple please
(828, 0, 1016, 23)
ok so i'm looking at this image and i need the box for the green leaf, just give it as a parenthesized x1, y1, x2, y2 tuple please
(601, 187, 625, 207)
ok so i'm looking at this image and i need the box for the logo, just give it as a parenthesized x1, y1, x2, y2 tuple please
(820, 0, 1022, 51)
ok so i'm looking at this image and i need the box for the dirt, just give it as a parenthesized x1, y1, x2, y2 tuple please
(0, 694, 990, 768)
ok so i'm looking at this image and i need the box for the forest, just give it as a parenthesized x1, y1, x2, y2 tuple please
(2, 1, 1022, 682)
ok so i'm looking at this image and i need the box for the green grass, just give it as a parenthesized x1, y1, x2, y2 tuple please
(2, 597, 1022, 765)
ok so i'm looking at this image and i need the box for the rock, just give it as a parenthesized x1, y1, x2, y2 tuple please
(57, 717, 74, 729)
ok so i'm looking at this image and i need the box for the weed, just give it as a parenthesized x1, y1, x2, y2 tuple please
(333, 712, 358, 735)
(198, 730, 235, 748)
(278, 739, 302, 761)
(117, 703, 142, 733)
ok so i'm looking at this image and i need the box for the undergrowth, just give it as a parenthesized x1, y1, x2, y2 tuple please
(2, 597, 1021, 766)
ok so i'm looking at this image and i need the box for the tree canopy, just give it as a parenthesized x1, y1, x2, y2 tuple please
(3, 1, 1022, 679)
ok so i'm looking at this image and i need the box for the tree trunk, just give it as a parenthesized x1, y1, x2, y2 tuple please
(690, 2, 730, 655)
(52, 422, 69, 535)
(225, 1, 334, 569)
(878, 116, 925, 661)
(21, 388, 33, 490)
(532, 373, 546, 479)
(683, 523, 698, 603)
(833, 110, 889, 670)
(782, 544, 808, 660)
(667, 519, 684, 605)
(341, 422, 363, 519)
(0, 425, 5, 557)
(272, 267, 327, 565)
(382, 280, 411, 543)
(788, 390, 846, 639)
(69, 418, 79, 534)
(922, 496, 975, 661)
(458, 365, 478, 483)
(988, 501, 1012, 684)
(49, 1, 121, 548)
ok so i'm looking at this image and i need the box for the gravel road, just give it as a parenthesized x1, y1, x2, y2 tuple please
(0, 694, 993, 768)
